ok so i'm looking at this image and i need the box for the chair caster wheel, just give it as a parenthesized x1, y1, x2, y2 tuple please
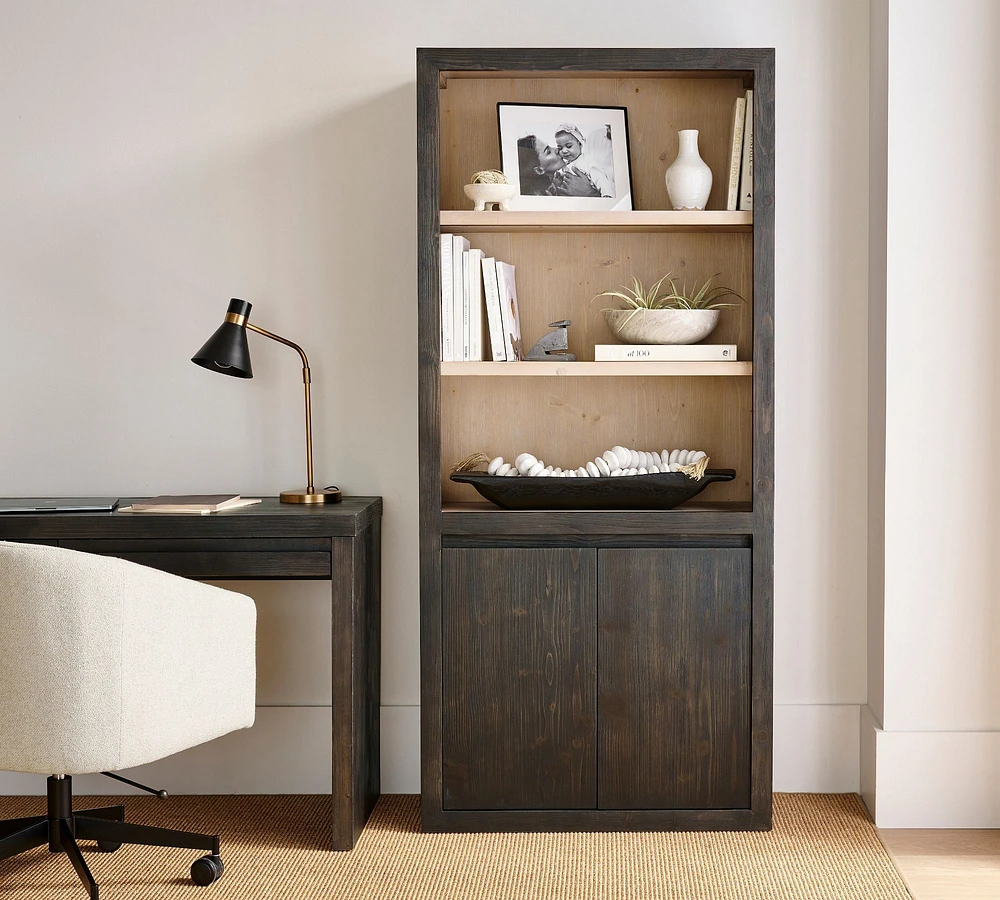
(97, 840, 123, 852)
(191, 854, 225, 886)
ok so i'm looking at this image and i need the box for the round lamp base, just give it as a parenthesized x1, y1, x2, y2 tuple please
(280, 487, 342, 504)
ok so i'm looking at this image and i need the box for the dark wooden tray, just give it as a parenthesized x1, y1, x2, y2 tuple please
(450, 469, 736, 511)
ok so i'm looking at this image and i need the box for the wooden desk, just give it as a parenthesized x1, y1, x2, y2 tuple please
(0, 496, 382, 851)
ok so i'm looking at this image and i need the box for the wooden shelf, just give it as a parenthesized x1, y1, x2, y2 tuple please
(441, 361, 752, 377)
(441, 503, 754, 537)
(440, 210, 752, 233)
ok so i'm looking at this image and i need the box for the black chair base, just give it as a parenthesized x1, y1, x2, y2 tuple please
(0, 775, 224, 900)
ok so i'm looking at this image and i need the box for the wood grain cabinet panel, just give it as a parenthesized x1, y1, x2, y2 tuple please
(597, 548, 752, 810)
(442, 547, 597, 810)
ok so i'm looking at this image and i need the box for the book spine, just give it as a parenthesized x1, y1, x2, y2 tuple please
(468, 249, 484, 361)
(739, 89, 754, 211)
(495, 262, 514, 361)
(462, 249, 470, 361)
(451, 235, 469, 365)
(594, 344, 738, 361)
(482, 257, 507, 361)
(440, 235, 453, 361)
(496, 262, 522, 361)
(726, 97, 746, 211)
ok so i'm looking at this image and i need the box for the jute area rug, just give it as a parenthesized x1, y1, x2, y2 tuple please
(0, 793, 911, 900)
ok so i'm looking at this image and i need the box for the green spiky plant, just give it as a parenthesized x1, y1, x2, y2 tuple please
(596, 273, 744, 325)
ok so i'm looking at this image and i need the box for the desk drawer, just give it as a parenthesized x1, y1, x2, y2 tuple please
(58, 539, 332, 579)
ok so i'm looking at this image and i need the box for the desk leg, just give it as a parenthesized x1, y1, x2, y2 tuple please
(330, 520, 381, 850)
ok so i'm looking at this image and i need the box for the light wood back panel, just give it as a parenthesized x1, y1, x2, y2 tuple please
(439, 76, 747, 212)
(440, 375, 752, 504)
(460, 231, 752, 361)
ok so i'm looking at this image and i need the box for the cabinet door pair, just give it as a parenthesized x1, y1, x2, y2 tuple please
(441, 546, 751, 812)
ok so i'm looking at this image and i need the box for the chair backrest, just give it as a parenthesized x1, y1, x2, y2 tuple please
(0, 541, 256, 776)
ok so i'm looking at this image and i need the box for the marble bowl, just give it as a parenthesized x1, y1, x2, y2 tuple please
(463, 182, 517, 211)
(603, 308, 720, 345)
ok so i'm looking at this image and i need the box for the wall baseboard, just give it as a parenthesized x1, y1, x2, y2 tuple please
(0, 704, 860, 796)
(0, 707, 333, 795)
(380, 705, 420, 793)
(862, 706, 1000, 827)
(773, 703, 860, 792)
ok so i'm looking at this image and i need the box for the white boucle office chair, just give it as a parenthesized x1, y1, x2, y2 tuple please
(0, 541, 256, 898)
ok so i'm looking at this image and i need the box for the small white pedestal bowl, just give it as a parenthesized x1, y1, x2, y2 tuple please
(464, 183, 517, 211)
(603, 308, 720, 345)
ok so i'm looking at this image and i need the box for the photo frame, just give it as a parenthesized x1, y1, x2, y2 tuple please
(497, 103, 633, 211)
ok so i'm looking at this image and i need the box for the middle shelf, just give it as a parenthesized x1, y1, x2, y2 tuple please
(441, 361, 752, 376)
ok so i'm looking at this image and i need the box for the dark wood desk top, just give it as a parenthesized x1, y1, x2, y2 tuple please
(0, 496, 382, 541)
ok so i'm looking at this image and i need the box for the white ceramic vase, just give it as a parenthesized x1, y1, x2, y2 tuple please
(665, 129, 712, 210)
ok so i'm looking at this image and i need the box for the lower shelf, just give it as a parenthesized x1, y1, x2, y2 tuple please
(441, 502, 754, 537)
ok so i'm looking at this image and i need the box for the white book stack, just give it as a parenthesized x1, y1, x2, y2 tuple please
(439, 235, 493, 362)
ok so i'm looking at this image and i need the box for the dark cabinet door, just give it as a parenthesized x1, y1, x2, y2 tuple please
(442, 547, 597, 810)
(598, 548, 751, 810)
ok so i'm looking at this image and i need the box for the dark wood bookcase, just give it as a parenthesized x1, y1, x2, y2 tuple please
(417, 48, 774, 832)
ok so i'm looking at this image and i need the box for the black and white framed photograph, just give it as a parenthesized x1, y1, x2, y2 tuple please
(497, 103, 633, 211)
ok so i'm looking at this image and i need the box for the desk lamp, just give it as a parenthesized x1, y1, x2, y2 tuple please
(192, 298, 341, 504)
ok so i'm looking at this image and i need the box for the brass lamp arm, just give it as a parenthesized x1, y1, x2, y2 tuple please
(245, 322, 310, 370)
(244, 322, 315, 493)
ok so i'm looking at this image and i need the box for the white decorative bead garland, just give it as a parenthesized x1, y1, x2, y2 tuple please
(486, 448, 708, 478)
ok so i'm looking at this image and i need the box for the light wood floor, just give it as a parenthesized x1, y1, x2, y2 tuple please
(879, 829, 1000, 899)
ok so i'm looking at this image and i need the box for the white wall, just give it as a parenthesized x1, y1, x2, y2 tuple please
(0, 0, 870, 794)
(865, 0, 1000, 827)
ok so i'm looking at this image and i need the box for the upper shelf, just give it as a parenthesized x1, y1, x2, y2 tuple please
(440, 210, 753, 234)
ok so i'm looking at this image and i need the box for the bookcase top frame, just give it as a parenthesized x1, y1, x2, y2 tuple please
(419, 47, 773, 82)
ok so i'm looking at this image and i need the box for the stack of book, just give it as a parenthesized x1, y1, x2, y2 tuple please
(119, 495, 262, 515)
(440, 234, 522, 362)
(725, 88, 754, 211)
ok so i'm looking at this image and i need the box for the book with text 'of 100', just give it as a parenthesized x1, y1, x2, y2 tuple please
(594, 343, 737, 361)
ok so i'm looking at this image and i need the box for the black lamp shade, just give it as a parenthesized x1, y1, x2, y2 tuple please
(191, 299, 254, 378)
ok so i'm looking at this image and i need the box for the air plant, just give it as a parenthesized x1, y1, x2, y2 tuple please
(596, 273, 744, 325)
